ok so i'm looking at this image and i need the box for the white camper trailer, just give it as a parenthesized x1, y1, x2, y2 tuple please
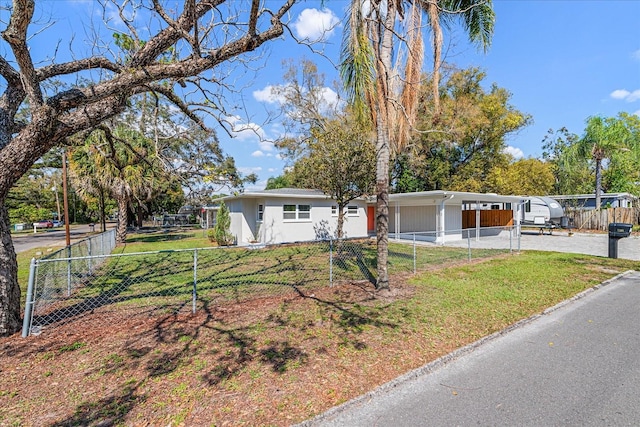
(521, 196, 567, 232)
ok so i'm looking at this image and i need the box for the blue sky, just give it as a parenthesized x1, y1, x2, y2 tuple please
(7, 0, 640, 192)
(230, 0, 640, 190)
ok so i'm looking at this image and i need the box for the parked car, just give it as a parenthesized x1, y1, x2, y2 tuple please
(52, 220, 64, 227)
(33, 220, 53, 228)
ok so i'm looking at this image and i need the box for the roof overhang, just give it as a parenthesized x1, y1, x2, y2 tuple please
(370, 191, 525, 207)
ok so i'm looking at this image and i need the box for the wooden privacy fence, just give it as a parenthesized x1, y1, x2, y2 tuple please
(564, 207, 639, 231)
(462, 210, 513, 229)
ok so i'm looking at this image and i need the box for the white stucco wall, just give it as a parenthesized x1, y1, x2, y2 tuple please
(229, 197, 368, 245)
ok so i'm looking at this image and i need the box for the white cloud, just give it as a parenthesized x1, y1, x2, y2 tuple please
(238, 166, 263, 175)
(505, 146, 524, 159)
(253, 85, 288, 105)
(634, 110, 640, 117)
(633, 49, 640, 61)
(611, 89, 631, 100)
(610, 89, 640, 102)
(252, 150, 265, 157)
(293, 8, 340, 41)
(224, 115, 275, 152)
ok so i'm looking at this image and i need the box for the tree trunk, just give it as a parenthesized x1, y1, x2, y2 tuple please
(428, 2, 443, 118)
(99, 189, 106, 233)
(595, 157, 602, 230)
(375, 115, 390, 291)
(336, 202, 347, 239)
(136, 203, 143, 228)
(116, 197, 128, 244)
(0, 203, 22, 336)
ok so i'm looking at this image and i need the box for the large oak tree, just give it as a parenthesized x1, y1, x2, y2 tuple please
(0, 0, 296, 336)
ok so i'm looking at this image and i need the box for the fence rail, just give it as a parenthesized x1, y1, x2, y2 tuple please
(22, 227, 517, 337)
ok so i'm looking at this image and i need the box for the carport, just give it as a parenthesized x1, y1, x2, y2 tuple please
(381, 191, 525, 244)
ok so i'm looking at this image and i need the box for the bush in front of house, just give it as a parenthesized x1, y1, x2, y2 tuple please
(208, 201, 234, 246)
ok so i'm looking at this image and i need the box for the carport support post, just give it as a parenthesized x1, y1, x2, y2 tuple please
(467, 229, 471, 261)
(475, 202, 480, 242)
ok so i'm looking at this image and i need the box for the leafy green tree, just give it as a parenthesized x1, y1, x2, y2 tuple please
(486, 158, 555, 195)
(265, 173, 296, 190)
(289, 116, 376, 238)
(395, 68, 530, 193)
(270, 59, 375, 239)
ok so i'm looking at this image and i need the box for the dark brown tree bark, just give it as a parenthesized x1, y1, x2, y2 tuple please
(0, 0, 296, 336)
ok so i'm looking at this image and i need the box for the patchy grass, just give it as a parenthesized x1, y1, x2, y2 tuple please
(4, 232, 638, 426)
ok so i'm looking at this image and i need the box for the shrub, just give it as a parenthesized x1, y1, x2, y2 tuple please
(210, 201, 234, 246)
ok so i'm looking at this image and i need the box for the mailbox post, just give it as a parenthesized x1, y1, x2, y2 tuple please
(608, 223, 632, 258)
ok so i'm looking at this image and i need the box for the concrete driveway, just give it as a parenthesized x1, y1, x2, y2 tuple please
(301, 271, 640, 426)
(457, 230, 640, 261)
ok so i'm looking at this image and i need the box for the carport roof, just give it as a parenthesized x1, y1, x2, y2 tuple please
(385, 190, 525, 206)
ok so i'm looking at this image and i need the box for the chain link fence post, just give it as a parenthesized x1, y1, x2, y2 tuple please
(509, 226, 513, 253)
(66, 246, 72, 297)
(413, 233, 417, 274)
(192, 248, 198, 314)
(329, 239, 333, 287)
(21, 258, 37, 337)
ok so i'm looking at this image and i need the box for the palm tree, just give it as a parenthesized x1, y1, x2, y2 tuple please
(427, 0, 494, 117)
(341, 0, 494, 290)
(576, 115, 632, 216)
(71, 125, 160, 243)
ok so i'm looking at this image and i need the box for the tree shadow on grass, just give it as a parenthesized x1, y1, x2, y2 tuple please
(49, 380, 145, 427)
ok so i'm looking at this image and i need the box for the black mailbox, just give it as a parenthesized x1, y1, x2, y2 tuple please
(608, 223, 632, 238)
(608, 222, 633, 258)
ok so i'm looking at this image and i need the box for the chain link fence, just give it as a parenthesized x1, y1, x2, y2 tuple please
(22, 227, 516, 337)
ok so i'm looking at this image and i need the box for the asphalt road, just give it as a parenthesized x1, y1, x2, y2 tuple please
(302, 271, 640, 426)
(11, 224, 106, 253)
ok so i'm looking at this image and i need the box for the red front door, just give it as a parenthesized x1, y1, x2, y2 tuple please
(367, 206, 375, 232)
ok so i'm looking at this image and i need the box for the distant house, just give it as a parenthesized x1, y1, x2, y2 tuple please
(202, 189, 368, 245)
(550, 193, 637, 210)
(202, 189, 526, 246)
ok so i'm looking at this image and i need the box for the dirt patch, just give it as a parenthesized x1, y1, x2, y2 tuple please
(0, 273, 434, 426)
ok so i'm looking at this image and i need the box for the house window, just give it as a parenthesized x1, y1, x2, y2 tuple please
(283, 204, 296, 220)
(257, 204, 264, 222)
(283, 204, 311, 221)
(347, 205, 359, 216)
(298, 204, 311, 219)
(331, 205, 338, 216)
(505, 203, 512, 210)
(525, 200, 531, 213)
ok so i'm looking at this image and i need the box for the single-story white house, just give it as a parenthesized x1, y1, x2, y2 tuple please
(550, 192, 637, 210)
(203, 188, 526, 246)
(202, 189, 368, 245)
